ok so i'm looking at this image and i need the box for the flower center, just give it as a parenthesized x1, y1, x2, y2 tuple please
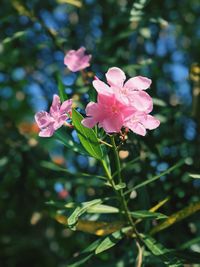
(111, 105, 118, 114)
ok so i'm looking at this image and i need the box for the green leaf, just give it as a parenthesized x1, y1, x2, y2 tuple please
(95, 227, 130, 254)
(125, 160, 185, 195)
(141, 235, 183, 266)
(189, 173, 200, 179)
(131, 210, 167, 220)
(54, 128, 88, 156)
(86, 204, 119, 214)
(179, 236, 200, 250)
(57, 74, 68, 102)
(41, 161, 106, 180)
(153, 98, 167, 107)
(68, 199, 103, 230)
(2, 31, 27, 45)
(72, 109, 103, 160)
(47, 200, 119, 214)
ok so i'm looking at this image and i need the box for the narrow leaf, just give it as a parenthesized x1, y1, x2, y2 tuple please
(57, 74, 67, 102)
(150, 201, 200, 235)
(141, 235, 183, 266)
(95, 227, 130, 254)
(125, 160, 185, 195)
(68, 199, 102, 230)
(131, 210, 167, 220)
(189, 173, 200, 179)
(54, 128, 88, 155)
(72, 109, 103, 160)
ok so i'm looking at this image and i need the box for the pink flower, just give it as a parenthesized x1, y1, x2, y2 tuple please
(124, 112, 160, 136)
(82, 93, 134, 133)
(93, 67, 153, 112)
(64, 47, 91, 72)
(35, 95, 72, 137)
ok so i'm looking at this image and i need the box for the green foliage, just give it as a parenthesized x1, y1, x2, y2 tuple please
(72, 109, 103, 160)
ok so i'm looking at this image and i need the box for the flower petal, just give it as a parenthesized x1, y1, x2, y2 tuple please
(105, 67, 126, 87)
(39, 124, 55, 137)
(93, 80, 112, 95)
(50, 95, 61, 116)
(101, 114, 123, 133)
(81, 118, 97, 128)
(35, 111, 53, 129)
(60, 99, 72, 114)
(53, 114, 68, 130)
(124, 120, 147, 136)
(141, 115, 160, 130)
(129, 91, 153, 112)
(124, 76, 152, 90)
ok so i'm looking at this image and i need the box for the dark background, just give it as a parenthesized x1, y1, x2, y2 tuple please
(0, 0, 200, 266)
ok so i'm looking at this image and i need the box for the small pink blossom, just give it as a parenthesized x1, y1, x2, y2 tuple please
(93, 67, 152, 112)
(82, 93, 134, 133)
(124, 112, 160, 136)
(35, 95, 72, 137)
(64, 47, 91, 72)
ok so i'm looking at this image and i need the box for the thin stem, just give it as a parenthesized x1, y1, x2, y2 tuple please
(110, 135, 135, 229)
(98, 138, 113, 148)
(135, 240, 143, 267)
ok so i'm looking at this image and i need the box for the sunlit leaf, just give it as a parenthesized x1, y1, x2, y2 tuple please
(2, 31, 27, 45)
(72, 109, 103, 160)
(189, 173, 200, 179)
(54, 214, 123, 236)
(150, 201, 200, 235)
(56, 0, 82, 8)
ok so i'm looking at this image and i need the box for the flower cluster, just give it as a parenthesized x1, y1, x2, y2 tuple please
(35, 95, 72, 137)
(82, 67, 160, 136)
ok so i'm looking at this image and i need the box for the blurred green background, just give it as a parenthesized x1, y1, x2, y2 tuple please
(0, 0, 200, 266)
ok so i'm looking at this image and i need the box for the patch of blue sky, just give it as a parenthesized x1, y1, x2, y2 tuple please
(54, 182, 63, 193)
(63, 73, 76, 86)
(145, 41, 155, 55)
(176, 82, 192, 104)
(183, 118, 196, 141)
(53, 5, 69, 23)
(40, 10, 59, 30)
(0, 72, 6, 82)
(11, 68, 26, 81)
(25, 83, 48, 111)
(77, 155, 88, 169)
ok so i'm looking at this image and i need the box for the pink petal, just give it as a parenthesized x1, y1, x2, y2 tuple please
(81, 118, 97, 128)
(50, 95, 61, 115)
(64, 47, 91, 72)
(101, 114, 124, 133)
(105, 67, 126, 87)
(93, 80, 112, 96)
(141, 115, 160, 130)
(76, 47, 86, 56)
(124, 76, 152, 90)
(60, 99, 72, 114)
(129, 91, 153, 112)
(124, 120, 147, 136)
(85, 102, 98, 116)
(53, 114, 68, 130)
(35, 111, 53, 129)
(39, 124, 55, 137)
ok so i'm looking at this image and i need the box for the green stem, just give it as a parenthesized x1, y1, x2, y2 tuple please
(110, 135, 135, 229)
